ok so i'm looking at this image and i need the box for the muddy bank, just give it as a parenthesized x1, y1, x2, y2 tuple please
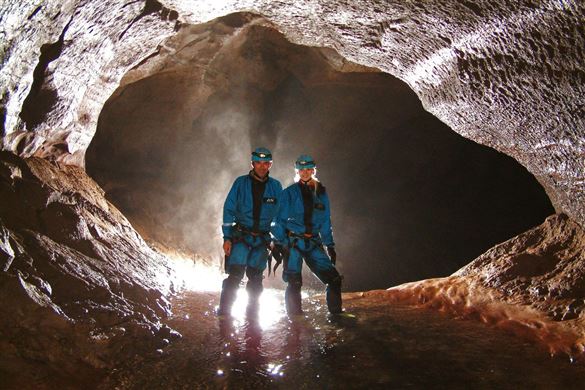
(360, 214, 585, 359)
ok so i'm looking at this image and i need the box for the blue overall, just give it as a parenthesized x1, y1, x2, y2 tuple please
(272, 180, 342, 313)
(222, 173, 282, 272)
(218, 172, 282, 315)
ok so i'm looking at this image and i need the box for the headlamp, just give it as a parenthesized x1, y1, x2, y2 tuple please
(252, 151, 272, 160)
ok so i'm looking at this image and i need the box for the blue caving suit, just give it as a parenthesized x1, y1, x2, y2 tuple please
(272, 179, 342, 314)
(219, 171, 283, 314)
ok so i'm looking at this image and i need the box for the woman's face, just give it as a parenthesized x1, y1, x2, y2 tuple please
(298, 168, 315, 182)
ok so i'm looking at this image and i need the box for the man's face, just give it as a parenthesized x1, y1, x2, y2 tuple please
(298, 168, 315, 182)
(252, 161, 272, 178)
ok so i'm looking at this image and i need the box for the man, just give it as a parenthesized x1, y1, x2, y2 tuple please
(272, 154, 343, 315)
(218, 147, 283, 316)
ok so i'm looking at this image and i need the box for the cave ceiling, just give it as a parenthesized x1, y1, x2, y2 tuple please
(0, 0, 583, 225)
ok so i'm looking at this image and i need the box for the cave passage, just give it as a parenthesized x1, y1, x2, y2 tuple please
(86, 17, 554, 292)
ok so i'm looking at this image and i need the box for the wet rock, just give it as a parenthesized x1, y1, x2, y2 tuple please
(0, 223, 15, 270)
(0, 151, 179, 385)
(375, 214, 585, 356)
(1, 1, 583, 226)
(455, 213, 585, 319)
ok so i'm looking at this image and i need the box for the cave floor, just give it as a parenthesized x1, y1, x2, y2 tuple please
(100, 289, 585, 389)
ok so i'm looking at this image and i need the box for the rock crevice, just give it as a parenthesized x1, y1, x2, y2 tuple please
(19, 15, 73, 132)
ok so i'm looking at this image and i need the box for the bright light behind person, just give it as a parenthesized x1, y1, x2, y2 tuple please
(230, 288, 286, 329)
(273, 154, 343, 316)
(165, 253, 286, 329)
(218, 147, 283, 317)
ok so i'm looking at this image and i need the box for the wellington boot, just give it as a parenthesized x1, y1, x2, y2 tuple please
(217, 279, 238, 316)
(326, 283, 343, 314)
(285, 285, 303, 315)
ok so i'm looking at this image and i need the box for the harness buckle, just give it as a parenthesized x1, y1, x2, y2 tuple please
(287, 230, 317, 239)
(235, 224, 268, 237)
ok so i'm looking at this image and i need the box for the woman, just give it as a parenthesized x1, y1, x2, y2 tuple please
(272, 154, 342, 315)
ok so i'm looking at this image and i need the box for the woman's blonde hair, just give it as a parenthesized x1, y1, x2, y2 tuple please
(294, 168, 319, 183)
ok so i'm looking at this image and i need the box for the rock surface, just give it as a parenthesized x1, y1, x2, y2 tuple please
(1, 0, 583, 224)
(375, 214, 585, 357)
(0, 151, 179, 386)
(456, 213, 585, 321)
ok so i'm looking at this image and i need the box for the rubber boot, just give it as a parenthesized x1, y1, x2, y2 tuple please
(326, 277, 343, 314)
(285, 273, 303, 315)
(217, 266, 245, 316)
(218, 278, 238, 316)
(246, 267, 264, 316)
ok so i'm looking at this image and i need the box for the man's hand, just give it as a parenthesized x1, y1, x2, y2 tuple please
(327, 246, 337, 265)
(223, 240, 232, 257)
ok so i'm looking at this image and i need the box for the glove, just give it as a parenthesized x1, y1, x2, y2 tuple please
(327, 246, 337, 265)
(270, 243, 287, 275)
(272, 243, 286, 263)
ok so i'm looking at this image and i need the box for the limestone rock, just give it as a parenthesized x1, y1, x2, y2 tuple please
(1, 0, 583, 224)
(455, 213, 585, 320)
(0, 151, 179, 383)
(372, 214, 585, 357)
(382, 214, 585, 323)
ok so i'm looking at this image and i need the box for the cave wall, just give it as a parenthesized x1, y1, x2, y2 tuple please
(0, 0, 179, 162)
(1, 1, 583, 225)
(0, 151, 179, 382)
(455, 213, 585, 321)
(85, 21, 554, 290)
(0, 1, 583, 378)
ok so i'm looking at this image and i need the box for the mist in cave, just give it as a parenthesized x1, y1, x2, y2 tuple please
(86, 24, 554, 292)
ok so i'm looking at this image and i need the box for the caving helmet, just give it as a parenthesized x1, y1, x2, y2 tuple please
(251, 147, 273, 162)
(295, 154, 316, 169)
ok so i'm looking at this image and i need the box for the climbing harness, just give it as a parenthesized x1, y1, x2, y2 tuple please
(224, 224, 270, 272)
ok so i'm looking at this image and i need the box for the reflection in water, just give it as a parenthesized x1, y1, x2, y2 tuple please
(101, 289, 585, 389)
(229, 288, 287, 329)
(217, 294, 287, 386)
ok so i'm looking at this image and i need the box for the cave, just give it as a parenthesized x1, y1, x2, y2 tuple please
(1, 1, 584, 388)
(86, 17, 554, 291)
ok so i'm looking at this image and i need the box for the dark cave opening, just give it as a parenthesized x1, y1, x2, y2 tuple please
(86, 22, 554, 292)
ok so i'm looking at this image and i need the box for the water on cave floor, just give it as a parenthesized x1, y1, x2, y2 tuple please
(102, 288, 585, 389)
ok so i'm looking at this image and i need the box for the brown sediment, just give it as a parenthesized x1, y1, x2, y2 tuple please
(346, 276, 585, 361)
(346, 213, 585, 361)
